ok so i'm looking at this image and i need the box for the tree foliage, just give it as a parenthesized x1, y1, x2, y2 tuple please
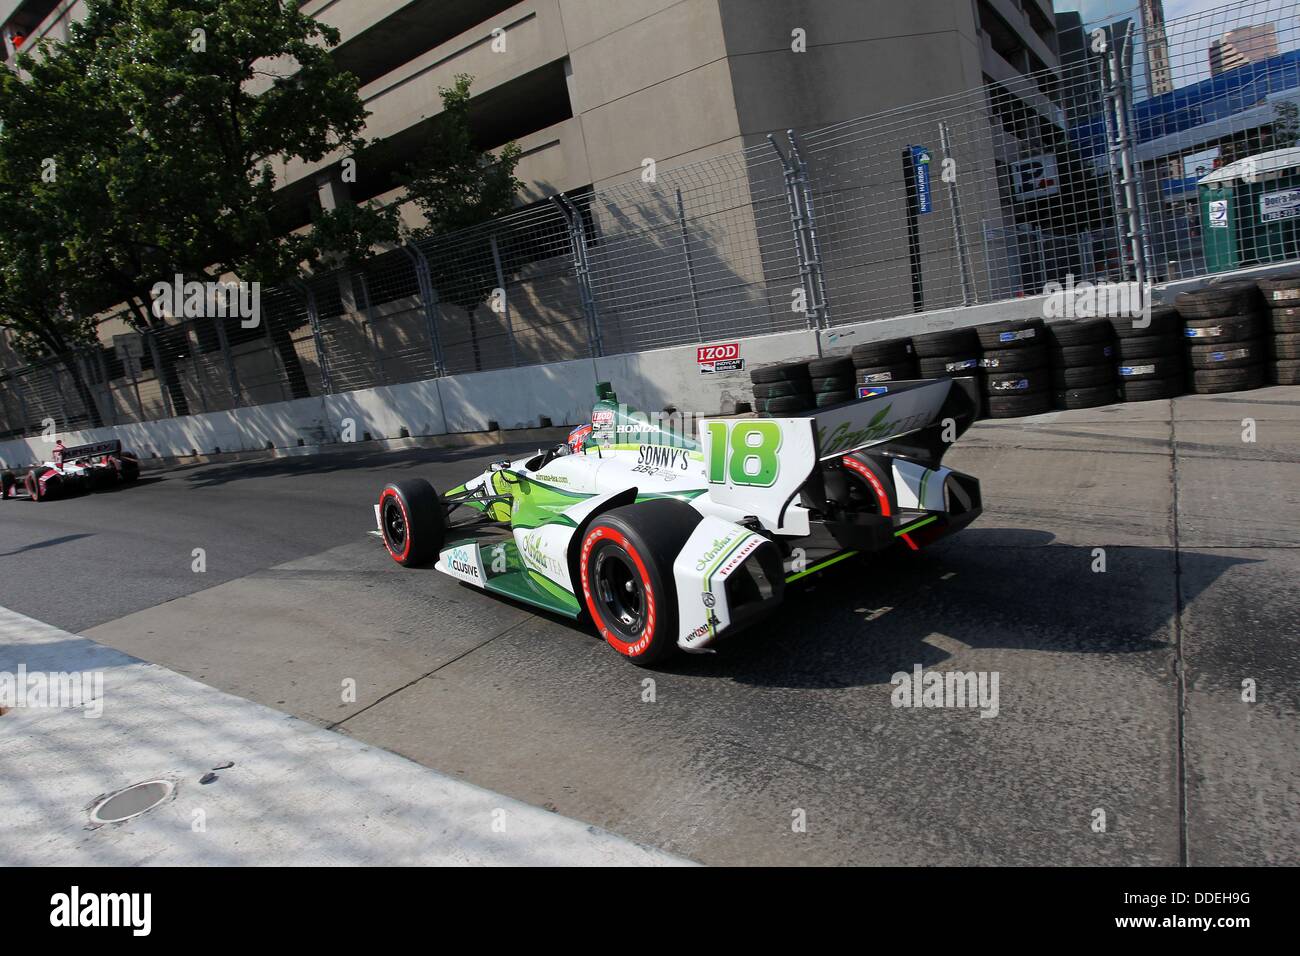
(402, 74, 522, 242)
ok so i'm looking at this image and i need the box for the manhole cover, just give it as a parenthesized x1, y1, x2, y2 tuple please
(90, 780, 173, 824)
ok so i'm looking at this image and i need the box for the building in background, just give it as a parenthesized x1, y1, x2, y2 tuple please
(0, 0, 1061, 372)
(2, 0, 1059, 229)
(1210, 23, 1281, 76)
(1142, 0, 1174, 95)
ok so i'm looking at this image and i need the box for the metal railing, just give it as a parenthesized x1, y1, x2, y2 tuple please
(3, 0, 1299, 440)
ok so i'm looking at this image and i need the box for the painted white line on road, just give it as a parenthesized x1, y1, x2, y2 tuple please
(0, 604, 691, 866)
(923, 632, 971, 656)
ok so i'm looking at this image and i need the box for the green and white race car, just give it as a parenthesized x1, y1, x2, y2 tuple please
(374, 379, 982, 665)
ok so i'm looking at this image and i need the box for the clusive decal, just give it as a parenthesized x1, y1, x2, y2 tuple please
(444, 544, 484, 584)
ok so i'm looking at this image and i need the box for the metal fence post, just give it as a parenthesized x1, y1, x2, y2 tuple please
(552, 195, 603, 357)
(353, 272, 387, 386)
(769, 132, 829, 331)
(297, 281, 333, 394)
(403, 244, 447, 376)
(488, 234, 519, 367)
(92, 347, 117, 426)
(1104, 38, 1148, 289)
(183, 321, 209, 413)
(211, 315, 242, 406)
(675, 188, 705, 341)
(939, 121, 977, 305)
(144, 330, 174, 419)
(787, 132, 831, 327)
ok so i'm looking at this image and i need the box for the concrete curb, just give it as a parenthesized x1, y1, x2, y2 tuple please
(0, 605, 693, 866)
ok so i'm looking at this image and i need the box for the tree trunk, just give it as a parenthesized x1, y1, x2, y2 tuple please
(268, 321, 312, 399)
(58, 351, 105, 429)
(126, 295, 192, 417)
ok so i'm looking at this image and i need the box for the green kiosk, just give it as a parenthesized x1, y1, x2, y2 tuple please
(1199, 146, 1300, 272)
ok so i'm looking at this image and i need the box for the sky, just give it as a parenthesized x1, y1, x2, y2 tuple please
(1054, 0, 1300, 90)
(1053, 0, 1229, 23)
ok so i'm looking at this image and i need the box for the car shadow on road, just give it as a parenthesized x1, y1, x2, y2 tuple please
(645, 528, 1258, 689)
(0, 533, 96, 557)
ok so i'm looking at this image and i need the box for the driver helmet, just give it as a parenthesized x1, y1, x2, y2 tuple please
(566, 423, 594, 453)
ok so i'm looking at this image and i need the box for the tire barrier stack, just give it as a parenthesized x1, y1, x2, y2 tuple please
(750, 361, 815, 415)
(912, 328, 984, 416)
(1258, 273, 1300, 385)
(1046, 318, 1119, 410)
(850, 338, 917, 389)
(975, 319, 1051, 418)
(747, 278, 1300, 420)
(1175, 281, 1267, 395)
(806, 356, 857, 408)
(1113, 307, 1186, 402)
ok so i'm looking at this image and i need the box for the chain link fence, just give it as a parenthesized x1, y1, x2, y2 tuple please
(4, 0, 1300, 440)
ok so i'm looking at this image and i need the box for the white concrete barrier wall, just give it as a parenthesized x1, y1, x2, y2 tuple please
(595, 329, 819, 415)
(4, 261, 1296, 470)
(437, 357, 599, 433)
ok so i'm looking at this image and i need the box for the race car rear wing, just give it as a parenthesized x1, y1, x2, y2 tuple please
(53, 439, 122, 464)
(700, 377, 976, 531)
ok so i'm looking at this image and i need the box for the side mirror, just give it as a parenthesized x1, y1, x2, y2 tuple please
(488, 460, 510, 472)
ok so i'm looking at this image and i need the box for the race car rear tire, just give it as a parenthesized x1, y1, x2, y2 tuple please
(379, 478, 445, 566)
(1, 471, 13, 499)
(579, 499, 703, 666)
(118, 455, 140, 483)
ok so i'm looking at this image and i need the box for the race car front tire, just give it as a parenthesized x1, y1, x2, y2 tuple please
(579, 498, 702, 666)
(26, 469, 59, 501)
(379, 478, 445, 566)
(1, 471, 14, 499)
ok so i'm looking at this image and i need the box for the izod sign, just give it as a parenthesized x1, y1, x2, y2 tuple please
(697, 342, 744, 373)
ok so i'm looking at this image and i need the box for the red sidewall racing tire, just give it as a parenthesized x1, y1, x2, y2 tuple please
(581, 525, 659, 659)
(379, 479, 445, 566)
(579, 499, 702, 666)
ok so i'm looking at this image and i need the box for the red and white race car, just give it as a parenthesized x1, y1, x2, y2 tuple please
(1, 439, 140, 501)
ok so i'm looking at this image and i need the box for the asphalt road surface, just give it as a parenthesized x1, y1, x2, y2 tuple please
(3, 388, 1297, 865)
